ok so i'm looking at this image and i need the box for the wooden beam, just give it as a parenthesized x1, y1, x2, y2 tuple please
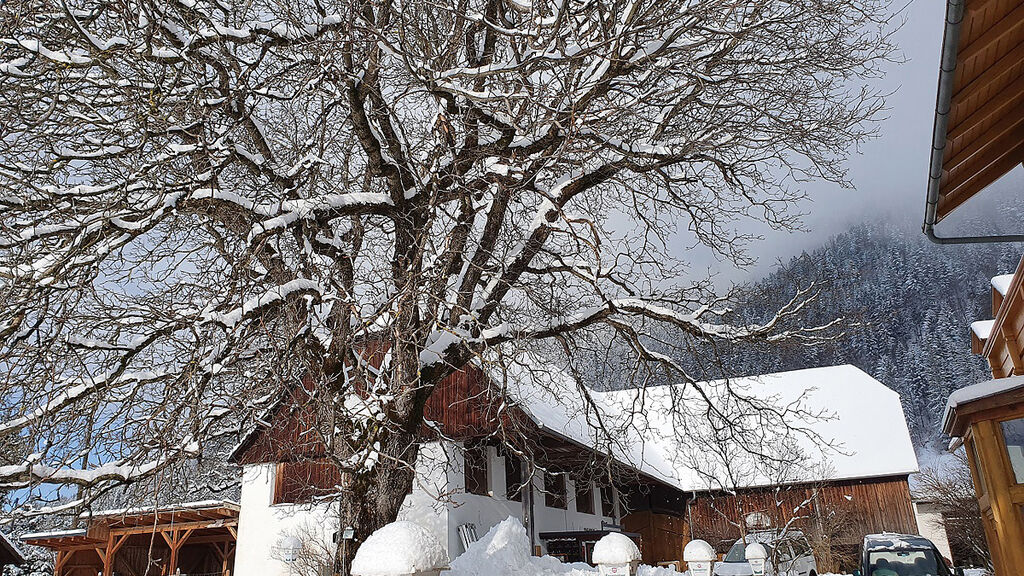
(945, 99, 1024, 173)
(112, 518, 237, 536)
(938, 136, 1024, 218)
(950, 74, 1024, 142)
(959, 3, 1024, 64)
(55, 550, 72, 576)
(952, 39, 1024, 104)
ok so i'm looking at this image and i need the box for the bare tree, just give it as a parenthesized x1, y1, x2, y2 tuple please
(916, 453, 990, 569)
(0, 0, 894, 568)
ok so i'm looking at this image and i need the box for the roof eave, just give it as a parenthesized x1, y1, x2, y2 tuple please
(923, 0, 1024, 244)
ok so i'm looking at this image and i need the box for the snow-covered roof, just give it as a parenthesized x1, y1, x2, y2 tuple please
(20, 528, 86, 541)
(0, 530, 25, 564)
(970, 319, 995, 340)
(992, 274, 1014, 296)
(502, 364, 919, 492)
(78, 499, 239, 519)
(943, 374, 1024, 435)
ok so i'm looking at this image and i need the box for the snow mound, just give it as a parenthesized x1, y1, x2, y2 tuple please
(352, 521, 448, 576)
(448, 517, 596, 576)
(591, 532, 640, 564)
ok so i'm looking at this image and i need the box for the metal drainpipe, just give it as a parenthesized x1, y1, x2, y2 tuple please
(922, 0, 1024, 244)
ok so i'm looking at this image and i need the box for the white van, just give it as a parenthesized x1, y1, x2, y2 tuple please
(713, 530, 818, 576)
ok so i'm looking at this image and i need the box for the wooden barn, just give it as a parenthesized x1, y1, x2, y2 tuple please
(21, 501, 238, 576)
(228, 362, 919, 575)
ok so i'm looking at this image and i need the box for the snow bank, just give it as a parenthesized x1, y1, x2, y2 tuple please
(591, 532, 641, 565)
(445, 518, 684, 576)
(351, 521, 448, 576)
(447, 517, 590, 576)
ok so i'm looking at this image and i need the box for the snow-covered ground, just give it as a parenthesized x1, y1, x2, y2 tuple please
(440, 518, 848, 576)
(355, 516, 995, 576)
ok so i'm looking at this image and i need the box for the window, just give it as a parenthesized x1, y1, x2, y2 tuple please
(545, 472, 567, 509)
(274, 460, 342, 505)
(464, 443, 489, 496)
(600, 485, 615, 518)
(1000, 417, 1024, 484)
(505, 454, 524, 501)
(575, 480, 594, 514)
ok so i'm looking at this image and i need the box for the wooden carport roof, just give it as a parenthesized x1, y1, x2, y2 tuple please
(22, 500, 240, 550)
(926, 0, 1024, 237)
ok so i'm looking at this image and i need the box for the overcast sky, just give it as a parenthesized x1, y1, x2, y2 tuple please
(693, 0, 1023, 285)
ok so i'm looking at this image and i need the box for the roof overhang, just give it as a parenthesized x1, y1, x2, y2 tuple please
(924, 0, 1024, 243)
(943, 373, 1024, 436)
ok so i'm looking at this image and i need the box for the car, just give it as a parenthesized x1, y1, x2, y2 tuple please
(856, 533, 964, 576)
(713, 530, 818, 576)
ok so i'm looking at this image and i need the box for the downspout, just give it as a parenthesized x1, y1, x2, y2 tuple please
(922, 0, 1024, 244)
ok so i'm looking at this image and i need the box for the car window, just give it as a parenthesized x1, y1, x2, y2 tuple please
(867, 549, 947, 576)
(724, 541, 747, 563)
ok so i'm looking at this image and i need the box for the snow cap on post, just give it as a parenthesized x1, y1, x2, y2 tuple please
(684, 539, 716, 576)
(351, 521, 448, 576)
(745, 542, 768, 576)
(593, 532, 641, 575)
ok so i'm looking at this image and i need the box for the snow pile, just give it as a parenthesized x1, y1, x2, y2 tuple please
(447, 517, 589, 576)
(351, 521, 448, 576)
(446, 518, 686, 576)
(591, 532, 641, 565)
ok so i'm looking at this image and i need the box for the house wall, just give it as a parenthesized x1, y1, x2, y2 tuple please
(445, 443, 617, 557)
(234, 440, 620, 575)
(914, 501, 953, 562)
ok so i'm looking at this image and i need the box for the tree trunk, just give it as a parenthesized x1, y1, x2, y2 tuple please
(335, 430, 420, 576)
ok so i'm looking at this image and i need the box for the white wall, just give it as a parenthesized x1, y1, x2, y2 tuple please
(914, 501, 953, 562)
(234, 463, 338, 576)
(529, 474, 616, 554)
(233, 441, 621, 575)
(234, 442, 453, 576)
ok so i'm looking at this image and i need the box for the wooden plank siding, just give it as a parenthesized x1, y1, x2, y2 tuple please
(937, 0, 1024, 219)
(622, 476, 916, 567)
(235, 365, 529, 466)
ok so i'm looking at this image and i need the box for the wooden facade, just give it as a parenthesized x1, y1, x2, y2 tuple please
(23, 502, 238, 576)
(621, 476, 917, 571)
(933, 0, 1024, 220)
(950, 256, 1024, 576)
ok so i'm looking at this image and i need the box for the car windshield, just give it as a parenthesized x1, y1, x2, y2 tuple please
(723, 539, 774, 563)
(868, 549, 945, 576)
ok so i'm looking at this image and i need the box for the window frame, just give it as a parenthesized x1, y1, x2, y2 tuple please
(504, 453, 524, 501)
(544, 472, 567, 509)
(575, 479, 595, 514)
(464, 442, 490, 496)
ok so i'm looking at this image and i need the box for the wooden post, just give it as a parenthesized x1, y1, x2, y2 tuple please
(55, 550, 72, 576)
(161, 528, 194, 575)
(103, 533, 129, 576)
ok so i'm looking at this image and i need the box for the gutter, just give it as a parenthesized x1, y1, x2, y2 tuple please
(922, 0, 1024, 244)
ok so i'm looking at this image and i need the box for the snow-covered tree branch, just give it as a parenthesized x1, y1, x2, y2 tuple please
(0, 0, 893, 566)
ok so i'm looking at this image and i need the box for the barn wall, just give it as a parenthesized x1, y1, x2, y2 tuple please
(686, 475, 917, 549)
(621, 476, 916, 566)
(620, 510, 687, 565)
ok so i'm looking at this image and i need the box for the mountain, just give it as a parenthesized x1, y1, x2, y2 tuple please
(721, 203, 1024, 449)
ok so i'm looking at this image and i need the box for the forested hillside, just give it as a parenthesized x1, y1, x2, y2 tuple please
(722, 202, 1024, 449)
